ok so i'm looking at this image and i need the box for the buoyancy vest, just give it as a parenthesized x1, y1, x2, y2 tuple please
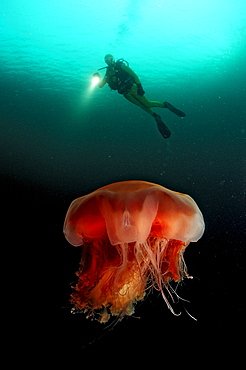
(106, 59, 134, 94)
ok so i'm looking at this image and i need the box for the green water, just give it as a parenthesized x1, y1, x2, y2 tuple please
(1, 2, 245, 210)
(1, 0, 245, 216)
(1, 0, 245, 222)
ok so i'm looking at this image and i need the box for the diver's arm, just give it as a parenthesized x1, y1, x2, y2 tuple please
(121, 64, 141, 85)
(98, 76, 107, 88)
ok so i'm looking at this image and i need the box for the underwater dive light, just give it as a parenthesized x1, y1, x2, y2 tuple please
(91, 66, 108, 88)
(91, 72, 100, 87)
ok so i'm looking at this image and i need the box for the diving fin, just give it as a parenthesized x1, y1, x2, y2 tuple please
(164, 101, 186, 117)
(153, 114, 171, 139)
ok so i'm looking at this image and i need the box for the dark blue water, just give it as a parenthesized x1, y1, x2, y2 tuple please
(1, 0, 245, 362)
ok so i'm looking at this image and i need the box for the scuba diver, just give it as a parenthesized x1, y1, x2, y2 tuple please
(93, 54, 186, 139)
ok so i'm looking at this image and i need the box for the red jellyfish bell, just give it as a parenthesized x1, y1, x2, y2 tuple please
(63, 181, 205, 322)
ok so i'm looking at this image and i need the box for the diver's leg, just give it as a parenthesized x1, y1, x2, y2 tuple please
(129, 84, 165, 108)
(123, 90, 154, 116)
(129, 85, 186, 117)
(136, 94, 165, 108)
(123, 86, 171, 139)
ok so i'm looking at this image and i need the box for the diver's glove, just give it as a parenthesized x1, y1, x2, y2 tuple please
(93, 72, 100, 78)
(137, 83, 145, 96)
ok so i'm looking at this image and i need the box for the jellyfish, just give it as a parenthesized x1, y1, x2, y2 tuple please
(63, 180, 205, 323)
